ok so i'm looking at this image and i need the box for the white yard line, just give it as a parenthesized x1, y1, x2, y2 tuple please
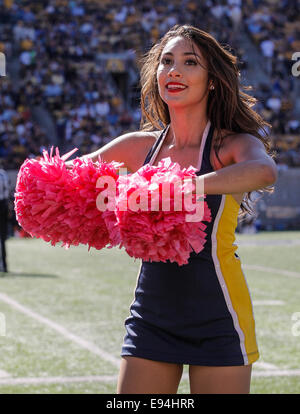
(0, 292, 120, 369)
(0, 369, 300, 386)
(244, 264, 300, 279)
(252, 369, 300, 378)
(0, 369, 11, 378)
(253, 300, 284, 306)
(254, 361, 279, 370)
(0, 375, 118, 386)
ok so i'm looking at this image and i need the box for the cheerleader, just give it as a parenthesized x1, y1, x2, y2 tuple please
(68, 25, 277, 394)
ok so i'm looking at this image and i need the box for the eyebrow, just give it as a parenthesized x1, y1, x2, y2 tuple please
(161, 52, 202, 59)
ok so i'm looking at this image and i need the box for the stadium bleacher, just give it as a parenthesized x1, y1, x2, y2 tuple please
(0, 0, 299, 171)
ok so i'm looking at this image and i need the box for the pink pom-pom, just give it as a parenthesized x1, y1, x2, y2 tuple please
(15, 148, 73, 247)
(14, 147, 122, 250)
(115, 157, 212, 266)
(68, 156, 122, 250)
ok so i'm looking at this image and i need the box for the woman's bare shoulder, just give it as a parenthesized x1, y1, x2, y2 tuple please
(93, 129, 162, 173)
(118, 129, 162, 153)
(129, 129, 162, 142)
(124, 129, 162, 172)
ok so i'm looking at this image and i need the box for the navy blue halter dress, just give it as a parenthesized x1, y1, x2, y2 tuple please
(121, 121, 259, 366)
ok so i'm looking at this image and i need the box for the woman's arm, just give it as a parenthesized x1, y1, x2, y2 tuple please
(65, 131, 155, 173)
(196, 133, 277, 194)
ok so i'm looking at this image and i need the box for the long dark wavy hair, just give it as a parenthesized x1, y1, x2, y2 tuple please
(139, 24, 276, 217)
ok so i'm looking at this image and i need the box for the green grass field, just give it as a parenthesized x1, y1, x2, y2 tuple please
(0, 231, 300, 394)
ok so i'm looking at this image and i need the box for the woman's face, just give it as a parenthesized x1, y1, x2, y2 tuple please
(157, 36, 210, 109)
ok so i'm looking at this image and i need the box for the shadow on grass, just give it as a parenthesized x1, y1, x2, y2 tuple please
(0, 271, 58, 278)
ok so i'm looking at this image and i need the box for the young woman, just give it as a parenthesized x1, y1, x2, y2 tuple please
(70, 25, 277, 393)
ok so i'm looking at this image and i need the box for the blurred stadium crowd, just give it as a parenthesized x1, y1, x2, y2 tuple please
(0, 0, 299, 172)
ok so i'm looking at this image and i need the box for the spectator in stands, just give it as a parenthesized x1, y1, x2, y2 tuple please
(227, 3, 242, 35)
(260, 36, 275, 75)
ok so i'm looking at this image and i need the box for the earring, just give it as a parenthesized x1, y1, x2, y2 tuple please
(210, 85, 215, 90)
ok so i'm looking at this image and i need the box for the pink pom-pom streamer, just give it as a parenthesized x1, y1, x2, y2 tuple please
(69, 156, 122, 249)
(14, 147, 122, 250)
